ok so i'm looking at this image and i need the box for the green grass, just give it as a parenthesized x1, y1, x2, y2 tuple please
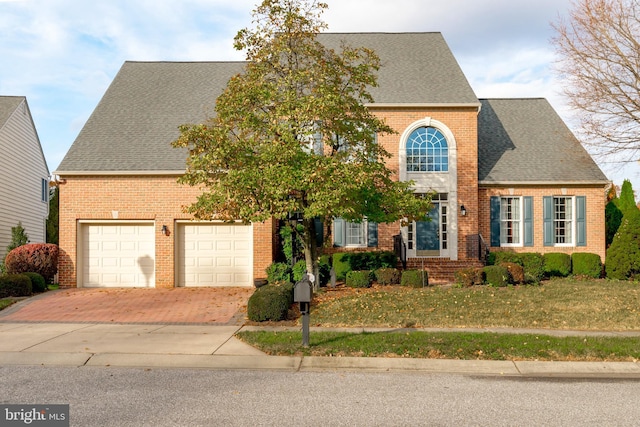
(0, 298, 16, 311)
(309, 278, 640, 330)
(236, 330, 640, 361)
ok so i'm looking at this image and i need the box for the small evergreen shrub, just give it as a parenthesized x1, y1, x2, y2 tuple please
(605, 200, 623, 247)
(247, 282, 294, 322)
(454, 268, 484, 287)
(500, 262, 525, 284)
(483, 265, 510, 287)
(318, 256, 331, 287)
(6, 222, 29, 253)
(343, 251, 397, 271)
(346, 270, 372, 288)
(332, 253, 351, 281)
(606, 211, 640, 280)
(0, 274, 33, 297)
(292, 259, 307, 282)
(266, 262, 291, 284)
(4, 243, 58, 283)
(519, 252, 545, 283)
(22, 272, 47, 293)
(400, 269, 428, 288)
(493, 251, 523, 266)
(571, 253, 602, 278)
(544, 253, 572, 277)
(374, 268, 401, 285)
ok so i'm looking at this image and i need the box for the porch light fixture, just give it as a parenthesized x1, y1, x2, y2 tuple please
(460, 205, 467, 216)
(161, 225, 169, 236)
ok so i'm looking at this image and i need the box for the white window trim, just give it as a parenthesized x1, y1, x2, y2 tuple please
(500, 196, 524, 248)
(334, 218, 369, 248)
(553, 196, 576, 247)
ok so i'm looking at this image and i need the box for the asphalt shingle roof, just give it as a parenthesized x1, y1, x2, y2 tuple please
(478, 98, 608, 184)
(56, 33, 478, 173)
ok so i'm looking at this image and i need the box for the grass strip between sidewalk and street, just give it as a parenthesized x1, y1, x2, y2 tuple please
(236, 330, 640, 361)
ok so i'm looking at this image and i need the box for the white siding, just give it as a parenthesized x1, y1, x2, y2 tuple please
(0, 99, 49, 261)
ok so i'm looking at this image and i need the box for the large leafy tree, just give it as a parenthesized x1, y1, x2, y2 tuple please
(552, 0, 640, 162)
(173, 0, 430, 289)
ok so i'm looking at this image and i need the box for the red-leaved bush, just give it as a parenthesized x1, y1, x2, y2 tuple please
(5, 243, 58, 283)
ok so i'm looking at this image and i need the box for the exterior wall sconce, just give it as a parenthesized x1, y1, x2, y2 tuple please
(161, 225, 169, 236)
(460, 205, 467, 216)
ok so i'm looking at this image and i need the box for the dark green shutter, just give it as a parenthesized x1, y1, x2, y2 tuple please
(490, 196, 501, 246)
(523, 196, 533, 247)
(576, 196, 586, 246)
(543, 196, 554, 246)
(314, 218, 324, 248)
(333, 218, 344, 247)
(367, 222, 378, 247)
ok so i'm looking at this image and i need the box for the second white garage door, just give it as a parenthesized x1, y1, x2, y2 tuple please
(177, 223, 253, 287)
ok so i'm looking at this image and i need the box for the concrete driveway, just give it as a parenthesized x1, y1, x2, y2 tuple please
(0, 287, 254, 325)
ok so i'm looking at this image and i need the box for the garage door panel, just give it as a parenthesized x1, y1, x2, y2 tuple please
(178, 223, 252, 287)
(82, 223, 155, 288)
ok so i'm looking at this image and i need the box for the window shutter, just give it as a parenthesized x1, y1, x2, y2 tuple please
(314, 218, 324, 248)
(576, 196, 586, 246)
(333, 218, 344, 247)
(543, 196, 553, 246)
(523, 196, 533, 247)
(367, 222, 378, 247)
(490, 196, 501, 247)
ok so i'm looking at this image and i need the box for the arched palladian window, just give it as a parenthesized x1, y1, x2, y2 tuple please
(406, 127, 449, 172)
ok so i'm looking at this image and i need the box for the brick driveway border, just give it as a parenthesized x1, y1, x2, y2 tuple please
(0, 287, 254, 325)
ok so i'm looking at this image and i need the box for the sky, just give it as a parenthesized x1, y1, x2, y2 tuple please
(1, 0, 638, 192)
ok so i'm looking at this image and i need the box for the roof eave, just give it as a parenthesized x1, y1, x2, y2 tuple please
(365, 102, 481, 109)
(479, 180, 610, 187)
(53, 170, 186, 176)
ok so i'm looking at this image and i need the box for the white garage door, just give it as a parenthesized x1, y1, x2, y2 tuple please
(81, 223, 155, 288)
(177, 223, 252, 287)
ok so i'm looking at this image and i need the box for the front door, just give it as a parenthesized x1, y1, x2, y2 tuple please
(416, 203, 440, 256)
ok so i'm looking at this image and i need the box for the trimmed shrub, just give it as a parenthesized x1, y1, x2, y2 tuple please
(400, 269, 428, 288)
(346, 270, 372, 288)
(318, 256, 331, 287)
(606, 211, 640, 280)
(22, 272, 47, 293)
(247, 282, 294, 322)
(572, 253, 602, 278)
(492, 251, 523, 266)
(343, 251, 397, 271)
(4, 243, 58, 283)
(544, 253, 572, 277)
(605, 200, 623, 247)
(374, 268, 401, 285)
(0, 274, 33, 297)
(519, 252, 545, 283)
(332, 253, 351, 281)
(454, 267, 484, 287)
(266, 262, 291, 284)
(483, 265, 510, 287)
(500, 262, 525, 284)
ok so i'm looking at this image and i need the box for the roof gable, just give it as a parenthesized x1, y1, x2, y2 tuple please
(478, 98, 608, 184)
(0, 96, 25, 129)
(56, 33, 477, 173)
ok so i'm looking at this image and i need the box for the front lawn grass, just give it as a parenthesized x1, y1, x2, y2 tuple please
(0, 298, 16, 311)
(309, 278, 640, 330)
(236, 330, 640, 361)
(237, 278, 640, 361)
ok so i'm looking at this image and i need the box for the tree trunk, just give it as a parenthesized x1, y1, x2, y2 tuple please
(301, 217, 320, 291)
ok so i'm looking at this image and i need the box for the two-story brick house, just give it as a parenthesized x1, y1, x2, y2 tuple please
(54, 33, 608, 288)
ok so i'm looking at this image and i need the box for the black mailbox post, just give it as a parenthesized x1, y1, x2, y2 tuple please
(294, 273, 314, 347)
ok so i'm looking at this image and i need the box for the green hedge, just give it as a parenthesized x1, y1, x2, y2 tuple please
(374, 268, 401, 285)
(606, 211, 640, 280)
(400, 270, 428, 288)
(519, 253, 545, 283)
(266, 262, 291, 284)
(0, 274, 33, 298)
(572, 253, 602, 278)
(483, 265, 510, 287)
(544, 253, 572, 277)
(346, 271, 372, 288)
(22, 272, 47, 293)
(247, 282, 294, 322)
(332, 253, 351, 281)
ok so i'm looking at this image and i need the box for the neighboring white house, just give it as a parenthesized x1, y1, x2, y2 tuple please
(0, 96, 49, 261)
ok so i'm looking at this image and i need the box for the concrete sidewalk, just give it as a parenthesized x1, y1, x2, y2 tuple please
(1, 321, 640, 378)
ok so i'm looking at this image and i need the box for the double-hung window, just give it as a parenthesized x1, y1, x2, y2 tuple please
(543, 196, 586, 247)
(490, 196, 533, 247)
(333, 218, 378, 248)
